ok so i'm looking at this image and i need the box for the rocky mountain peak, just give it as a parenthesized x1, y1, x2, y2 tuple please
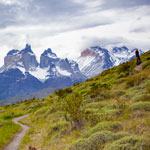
(81, 49, 97, 57)
(7, 49, 19, 56)
(40, 48, 58, 68)
(90, 46, 109, 54)
(41, 48, 57, 57)
(20, 44, 33, 55)
(3, 44, 38, 72)
(112, 46, 129, 53)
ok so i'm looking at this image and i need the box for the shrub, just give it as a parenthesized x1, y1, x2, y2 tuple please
(101, 69, 114, 76)
(55, 87, 72, 98)
(67, 138, 89, 150)
(143, 60, 150, 69)
(146, 84, 150, 93)
(84, 111, 103, 126)
(113, 90, 126, 97)
(48, 121, 70, 136)
(140, 94, 150, 102)
(118, 72, 129, 78)
(104, 136, 150, 150)
(90, 83, 110, 92)
(118, 61, 135, 73)
(68, 131, 129, 150)
(128, 102, 150, 111)
(87, 131, 114, 150)
(73, 82, 80, 86)
(113, 131, 129, 141)
(85, 102, 104, 109)
(34, 106, 50, 116)
(100, 105, 119, 116)
(68, 131, 114, 150)
(62, 93, 84, 128)
(82, 121, 122, 138)
(126, 73, 148, 88)
(132, 93, 147, 102)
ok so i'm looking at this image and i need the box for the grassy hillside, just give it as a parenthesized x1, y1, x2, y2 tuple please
(0, 50, 150, 150)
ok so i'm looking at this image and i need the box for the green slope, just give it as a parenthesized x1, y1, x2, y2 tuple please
(1, 50, 150, 150)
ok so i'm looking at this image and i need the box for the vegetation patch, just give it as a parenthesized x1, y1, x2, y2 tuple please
(0, 120, 20, 148)
(68, 131, 129, 150)
(68, 131, 114, 150)
(104, 136, 150, 150)
(128, 102, 150, 111)
(82, 121, 122, 138)
(126, 73, 148, 88)
(143, 60, 150, 69)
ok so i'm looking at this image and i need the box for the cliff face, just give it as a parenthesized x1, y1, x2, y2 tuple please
(3, 44, 38, 72)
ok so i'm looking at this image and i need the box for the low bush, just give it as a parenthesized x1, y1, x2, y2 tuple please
(118, 61, 135, 73)
(62, 93, 84, 128)
(82, 121, 122, 138)
(128, 102, 150, 111)
(126, 73, 148, 88)
(48, 121, 70, 136)
(55, 87, 72, 98)
(67, 138, 89, 150)
(34, 106, 50, 116)
(140, 94, 150, 102)
(101, 68, 114, 76)
(113, 90, 126, 97)
(143, 60, 150, 69)
(85, 102, 104, 109)
(68, 131, 114, 150)
(104, 135, 150, 150)
(68, 131, 129, 150)
(100, 105, 119, 115)
(146, 84, 150, 93)
(113, 131, 129, 141)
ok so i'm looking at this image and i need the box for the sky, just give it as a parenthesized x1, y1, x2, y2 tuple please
(0, 0, 150, 66)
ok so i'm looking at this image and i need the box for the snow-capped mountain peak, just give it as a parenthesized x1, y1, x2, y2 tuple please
(112, 46, 128, 53)
(7, 49, 20, 56)
(20, 44, 34, 55)
(77, 46, 145, 78)
(41, 48, 57, 58)
(2, 44, 38, 73)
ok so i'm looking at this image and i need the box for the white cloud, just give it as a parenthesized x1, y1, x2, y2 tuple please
(0, 0, 150, 67)
(0, 0, 24, 6)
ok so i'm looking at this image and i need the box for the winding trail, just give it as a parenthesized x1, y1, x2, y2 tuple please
(4, 114, 30, 150)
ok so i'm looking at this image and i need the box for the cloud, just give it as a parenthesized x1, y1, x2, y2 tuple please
(101, 0, 150, 10)
(0, 0, 20, 5)
(0, 0, 150, 67)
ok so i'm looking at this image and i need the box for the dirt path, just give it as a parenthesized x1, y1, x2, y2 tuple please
(133, 62, 146, 71)
(3, 114, 30, 150)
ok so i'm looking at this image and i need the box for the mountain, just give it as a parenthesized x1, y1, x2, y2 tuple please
(0, 44, 85, 101)
(77, 46, 144, 78)
(1, 50, 150, 150)
(0, 44, 144, 102)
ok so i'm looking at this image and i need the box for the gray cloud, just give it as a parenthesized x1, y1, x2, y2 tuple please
(101, 0, 150, 10)
(0, 0, 150, 67)
(0, 0, 85, 28)
(0, 4, 18, 27)
(30, 0, 85, 16)
(80, 36, 129, 50)
(130, 27, 149, 33)
(0, 0, 149, 29)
